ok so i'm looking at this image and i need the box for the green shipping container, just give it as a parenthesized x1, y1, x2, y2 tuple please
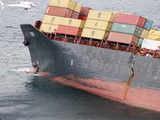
(111, 23, 142, 37)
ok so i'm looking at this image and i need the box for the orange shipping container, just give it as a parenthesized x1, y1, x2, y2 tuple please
(56, 25, 82, 36)
(107, 32, 139, 44)
(113, 14, 146, 28)
(46, 6, 72, 18)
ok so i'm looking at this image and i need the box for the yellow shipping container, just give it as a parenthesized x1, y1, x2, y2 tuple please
(81, 28, 109, 40)
(42, 15, 58, 24)
(40, 23, 58, 33)
(48, 0, 75, 10)
(74, 3, 82, 13)
(65, 18, 85, 28)
(42, 15, 85, 28)
(88, 10, 114, 22)
(141, 29, 149, 38)
(84, 19, 112, 31)
(72, 1, 77, 10)
(42, 15, 67, 24)
(112, 11, 131, 16)
(149, 28, 160, 35)
(147, 35, 160, 41)
(147, 28, 160, 40)
(55, 17, 85, 28)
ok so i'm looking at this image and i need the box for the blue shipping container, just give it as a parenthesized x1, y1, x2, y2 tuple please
(144, 19, 153, 30)
(138, 38, 144, 47)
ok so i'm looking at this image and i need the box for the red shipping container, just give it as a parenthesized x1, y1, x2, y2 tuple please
(113, 14, 146, 28)
(80, 7, 92, 17)
(107, 32, 139, 44)
(46, 6, 72, 17)
(71, 11, 79, 19)
(56, 25, 82, 36)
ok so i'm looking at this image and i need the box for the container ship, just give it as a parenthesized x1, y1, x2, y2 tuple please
(20, 0, 160, 112)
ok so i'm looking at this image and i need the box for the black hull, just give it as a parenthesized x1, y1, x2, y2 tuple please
(21, 24, 160, 112)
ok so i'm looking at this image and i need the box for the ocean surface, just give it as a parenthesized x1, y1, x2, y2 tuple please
(0, 0, 160, 120)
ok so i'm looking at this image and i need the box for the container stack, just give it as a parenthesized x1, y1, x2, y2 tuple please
(81, 10, 114, 40)
(139, 19, 153, 47)
(39, 0, 160, 52)
(107, 14, 146, 46)
(40, 0, 85, 36)
(139, 19, 160, 50)
(140, 28, 160, 50)
(46, 0, 81, 18)
(56, 17, 85, 36)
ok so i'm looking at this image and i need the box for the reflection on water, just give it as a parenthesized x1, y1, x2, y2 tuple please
(1, 0, 160, 120)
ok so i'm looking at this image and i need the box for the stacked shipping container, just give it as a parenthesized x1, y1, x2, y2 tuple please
(47, 0, 81, 18)
(139, 19, 153, 48)
(40, 0, 85, 36)
(81, 10, 114, 40)
(141, 28, 160, 50)
(56, 17, 84, 36)
(39, 0, 160, 53)
(140, 19, 153, 40)
(107, 14, 146, 45)
(139, 19, 160, 50)
(40, 15, 85, 36)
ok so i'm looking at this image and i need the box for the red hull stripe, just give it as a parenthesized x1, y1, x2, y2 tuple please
(52, 75, 160, 112)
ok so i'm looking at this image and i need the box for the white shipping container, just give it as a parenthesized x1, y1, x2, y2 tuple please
(141, 39, 160, 50)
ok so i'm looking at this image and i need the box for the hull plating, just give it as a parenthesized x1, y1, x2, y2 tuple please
(21, 24, 160, 112)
